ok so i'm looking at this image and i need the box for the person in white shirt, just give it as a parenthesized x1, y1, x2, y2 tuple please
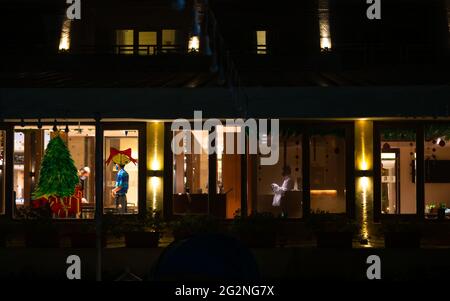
(271, 166, 294, 217)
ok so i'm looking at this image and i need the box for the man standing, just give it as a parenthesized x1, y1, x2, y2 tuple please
(111, 164, 129, 213)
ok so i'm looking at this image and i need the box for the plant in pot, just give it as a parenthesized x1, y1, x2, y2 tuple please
(123, 210, 164, 248)
(381, 220, 421, 248)
(170, 214, 221, 241)
(231, 210, 278, 248)
(437, 203, 447, 221)
(15, 205, 60, 248)
(69, 222, 104, 248)
(305, 210, 358, 248)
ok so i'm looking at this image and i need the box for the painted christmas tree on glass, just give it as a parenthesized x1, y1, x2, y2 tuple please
(32, 133, 82, 218)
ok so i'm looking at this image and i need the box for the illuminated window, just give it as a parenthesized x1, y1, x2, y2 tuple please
(172, 129, 209, 215)
(424, 124, 450, 220)
(216, 126, 243, 219)
(104, 130, 140, 215)
(162, 29, 177, 53)
(13, 125, 96, 219)
(310, 131, 346, 213)
(0, 130, 5, 214)
(379, 128, 417, 215)
(256, 134, 303, 218)
(256, 30, 267, 54)
(115, 29, 134, 54)
(138, 31, 157, 55)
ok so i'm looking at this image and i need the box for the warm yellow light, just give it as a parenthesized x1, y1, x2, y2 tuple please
(319, 3, 331, 50)
(355, 120, 373, 171)
(357, 176, 372, 247)
(147, 122, 164, 171)
(310, 189, 337, 195)
(58, 18, 72, 51)
(360, 176, 369, 191)
(149, 176, 162, 211)
(188, 36, 200, 52)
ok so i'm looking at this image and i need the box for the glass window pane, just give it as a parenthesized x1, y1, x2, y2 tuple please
(256, 30, 267, 54)
(104, 130, 139, 214)
(0, 130, 5, 214)
(13, 125, 96, 219)
(115, 29, 134, 54)
(172, 130, 209, 215)
(162, 29, 177, 52)
(257, 134, 302, 218)
(216, 125, 242, 219)
(310, 131, 346, 213)
(380, 128, 416, 214)
(138, 31, 157, 55)
(424, 124, 450, 220)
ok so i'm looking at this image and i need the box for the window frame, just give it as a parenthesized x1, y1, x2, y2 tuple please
(5, 121, 97, 222)
(101, 122, 147, 217)
(373, 121, 424, 222)
(0, 124, 10, 217)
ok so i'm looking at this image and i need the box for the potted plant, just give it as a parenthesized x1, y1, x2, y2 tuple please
(123, 210, 164, 248)
(15, 205, 60, 248)
(437, 203, 447, 221)
(231, 211, 278, 248)
(306, 210, 358, 248)
(69, 222, 106, 248)
(381, 220, 421, 248)
(170, 214, 221, 241)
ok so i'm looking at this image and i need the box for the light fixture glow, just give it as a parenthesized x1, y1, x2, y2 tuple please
(188, 36, 200, 52)
(58, 18, 72, 51)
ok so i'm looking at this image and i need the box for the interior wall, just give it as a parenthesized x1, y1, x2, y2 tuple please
(425, 141, 450, 207)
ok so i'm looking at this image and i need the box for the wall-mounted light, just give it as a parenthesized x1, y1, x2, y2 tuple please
(188, 36, 200, 53)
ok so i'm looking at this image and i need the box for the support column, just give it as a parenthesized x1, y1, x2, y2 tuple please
(355, 120, 374, 246)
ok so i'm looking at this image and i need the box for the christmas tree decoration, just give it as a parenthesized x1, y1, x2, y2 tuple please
(33, 133, 79, 199)
(105, 148, 138, 166)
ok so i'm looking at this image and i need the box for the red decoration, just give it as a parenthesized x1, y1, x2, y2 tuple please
(105, 147, 138, 166)
(32, 185, 83, 218)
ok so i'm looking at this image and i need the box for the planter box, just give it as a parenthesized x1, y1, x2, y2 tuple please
(25, 232, 60, 248)
(384, 232, 421, 248)
(239, 232, 277, 248)
(124, 232, 160, 248)
(70, 233, 107, 248)
(316, 232, 353, 248)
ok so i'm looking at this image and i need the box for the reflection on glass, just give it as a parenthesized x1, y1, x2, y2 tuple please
(310, 132, 346, 213)
(380, 128, 416, 214)
(104, 130, 139, 215)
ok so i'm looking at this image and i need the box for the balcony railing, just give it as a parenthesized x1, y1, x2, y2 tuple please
(70, 44, 189, 55)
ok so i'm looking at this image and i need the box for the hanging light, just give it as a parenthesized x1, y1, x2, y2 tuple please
(37, 119, 42, 129)
(65, 124, 70, 133)
(20, 118, 25, 127)
(53, 120, 58, 132)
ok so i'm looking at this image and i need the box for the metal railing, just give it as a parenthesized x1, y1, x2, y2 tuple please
(72, 44, 186, 55)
